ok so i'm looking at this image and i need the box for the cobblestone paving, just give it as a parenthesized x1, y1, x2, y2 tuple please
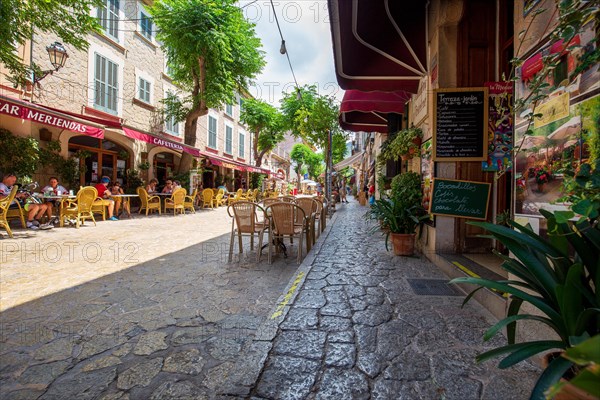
(0, 207, 299, 400)
(221, 202, 540, 400)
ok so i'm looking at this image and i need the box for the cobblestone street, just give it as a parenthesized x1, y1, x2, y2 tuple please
(221, 202, 540, 400)
(0, 201, 541, 399)
(0, 207, 298, 399)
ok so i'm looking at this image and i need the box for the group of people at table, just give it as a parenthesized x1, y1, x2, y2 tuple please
(0, 173, 133, 230)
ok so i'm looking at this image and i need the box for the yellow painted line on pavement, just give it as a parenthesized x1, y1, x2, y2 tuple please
(452, 261, 481, 278)
(452, 261, 509, 297)
(271, 271, 305, 319)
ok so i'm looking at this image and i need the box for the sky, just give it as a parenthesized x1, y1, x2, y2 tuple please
(238, 0, 342, 106)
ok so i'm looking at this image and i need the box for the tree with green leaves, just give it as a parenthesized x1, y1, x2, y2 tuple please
(149, 0, 265, 173)
(306, 152, 324, 180)
(239, 98, 285, 167)
(0, 0, 101, 86)
(290, 144, 313, 189)
(281, 87, 347, 197)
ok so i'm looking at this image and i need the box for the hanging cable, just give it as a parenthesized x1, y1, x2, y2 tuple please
(269, 0, 302, 101)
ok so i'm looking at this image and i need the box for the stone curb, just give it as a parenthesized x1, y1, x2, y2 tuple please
(218, 211, 341, 397)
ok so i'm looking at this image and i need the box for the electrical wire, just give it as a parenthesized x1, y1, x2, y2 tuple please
(268, 0, 303, 101)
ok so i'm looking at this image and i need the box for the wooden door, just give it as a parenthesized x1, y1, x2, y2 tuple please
(456, 0, 498, 253)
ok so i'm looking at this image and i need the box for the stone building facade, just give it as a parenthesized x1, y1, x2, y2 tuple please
(0, 0, 267, 190)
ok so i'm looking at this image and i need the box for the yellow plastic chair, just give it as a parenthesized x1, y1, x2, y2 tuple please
(60, 186, 98, 228)
(245, 188, 259, 202)
(5, 186, 26, 229)
(217, 189, 228, 207)
(201, 188, 215, 209)
(165, 188, 186, 216)
(0, 186, 19, 238)
(91, 199, 107, 221)
(137, 187, 161, 216)
(184, 188, 198, 213)
(227, 189, 243, 206)
(227, 201, 269, 262)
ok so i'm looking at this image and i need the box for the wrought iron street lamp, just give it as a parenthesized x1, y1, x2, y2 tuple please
(32, 42, 69, 84)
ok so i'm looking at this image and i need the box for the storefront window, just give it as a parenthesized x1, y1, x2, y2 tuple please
(69, 137, 129, 186)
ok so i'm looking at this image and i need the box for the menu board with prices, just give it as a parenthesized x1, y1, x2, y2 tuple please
(433, 87, 488, 161)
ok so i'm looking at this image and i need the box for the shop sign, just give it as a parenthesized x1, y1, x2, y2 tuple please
(123, 127, 200, 157)
(0, 97, 104, 138)
(429, 178, 491, 220)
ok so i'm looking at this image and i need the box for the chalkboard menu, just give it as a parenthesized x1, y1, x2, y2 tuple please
(429, 178, 491, 220)
(433, 87, 488, 161)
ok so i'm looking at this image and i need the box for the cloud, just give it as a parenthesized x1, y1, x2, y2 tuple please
(241, 1, 342, 106)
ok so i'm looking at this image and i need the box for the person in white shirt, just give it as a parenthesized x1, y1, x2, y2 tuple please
(0, 173, 50, 230)
(41, 177, 68, 221)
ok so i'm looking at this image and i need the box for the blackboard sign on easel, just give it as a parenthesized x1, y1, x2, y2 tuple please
(429, 178, 491, 220)
(433, 87, 489, 161)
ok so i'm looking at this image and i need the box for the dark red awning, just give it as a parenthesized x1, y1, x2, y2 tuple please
(0, 95, 105, 138)
(339, 90, 410, 133)
(328, 0, 427, 92)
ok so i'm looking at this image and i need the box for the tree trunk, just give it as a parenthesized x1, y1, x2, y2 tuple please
(177, 118, 201, 174)
(296, 164, 302, 189)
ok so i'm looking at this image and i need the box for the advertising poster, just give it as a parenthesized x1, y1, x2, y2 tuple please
(514, 21, 599, 216)
(483, 82, 513, 172)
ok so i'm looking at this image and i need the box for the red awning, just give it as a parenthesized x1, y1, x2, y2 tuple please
(0, 95, 104, 138)
(201, 152, 270, 174)
(329, 0, 427, 92)
(339, 90, 410, 133)
(123, 127, 201, 157)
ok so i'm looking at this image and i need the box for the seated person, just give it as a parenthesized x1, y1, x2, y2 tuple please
(41, 177, 68, 223)
(172, 180, 181, 192)
(146, 178, 158, 194)
(162, 179, 174, 194)
(0, 173, 51, 230)
(108, 182, 123, 215)
(94, 177, 118, 221)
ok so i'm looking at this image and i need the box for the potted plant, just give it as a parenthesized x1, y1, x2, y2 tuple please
(449, 161, 600, 399)
(365, 172, 428, 256)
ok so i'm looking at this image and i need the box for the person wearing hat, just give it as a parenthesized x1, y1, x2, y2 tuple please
(94, 176, 118, 221)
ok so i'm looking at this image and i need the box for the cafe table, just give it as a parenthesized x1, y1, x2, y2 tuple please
(110, 194, 139, 219)
(153, 192, 174, 211)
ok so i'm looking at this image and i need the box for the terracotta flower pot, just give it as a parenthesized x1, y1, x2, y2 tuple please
(390, 233, 415, 256)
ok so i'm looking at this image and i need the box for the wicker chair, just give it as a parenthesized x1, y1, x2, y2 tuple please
(60, 186, 97, 228)
(5, 186, 26, 229)
(0, 186, 19, 237)
(165, 188, 186, 215)
(137, 187, 161, 216)
(296, 197, 318, 249)
(201, 188, 215, 209)
(281, 195, 296, 203)
(184, 188, 198, 213)
(266, 202, 308, 264)
(227, 201, 269, 262)
(262, 198, 281, 208)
